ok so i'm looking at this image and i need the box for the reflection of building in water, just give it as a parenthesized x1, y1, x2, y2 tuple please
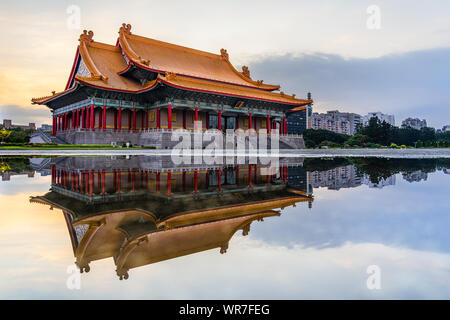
(402, 170, 428, 183)
(30, 156, 312, 279)
(362, 175, 396, 188)
(443, 168, 450, 175)
(307, 165, 362, 190)
(1, 171, 35, 181)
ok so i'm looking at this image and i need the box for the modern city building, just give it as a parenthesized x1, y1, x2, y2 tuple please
(363, 112, 395, 126)
(307, 165, 362, 190)
(31, 24, 312, 148)
(2, 119, 36, 130)
(401, 118, 427, 130)
(309, 110, 362, 135)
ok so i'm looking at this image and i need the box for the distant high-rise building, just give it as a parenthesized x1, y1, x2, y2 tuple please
(363, 112, 395, 126)
(2, 119, 36, 130)
(310, 110, 362, 135)
(401, 118, 427, 130)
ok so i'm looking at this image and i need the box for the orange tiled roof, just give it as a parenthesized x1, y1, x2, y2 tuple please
(118, 23, 280, 91)
(32, 25, 312, 106)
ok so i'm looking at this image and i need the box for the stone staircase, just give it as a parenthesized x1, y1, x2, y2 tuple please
(31, 129, 67, 144)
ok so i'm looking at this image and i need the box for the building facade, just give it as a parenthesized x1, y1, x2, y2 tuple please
(401, 118, 427, 130)
(363, 112, 395, 126)
(309, 110, 362, 135)
(2, 119, 36, 131)
(32, 24, 312, 148)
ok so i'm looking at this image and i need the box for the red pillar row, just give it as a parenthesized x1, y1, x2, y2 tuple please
(194, 107, 198, 130)
(218, 110, 222, 131)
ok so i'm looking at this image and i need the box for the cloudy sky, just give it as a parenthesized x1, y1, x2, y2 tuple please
(0, 0, 449, 127)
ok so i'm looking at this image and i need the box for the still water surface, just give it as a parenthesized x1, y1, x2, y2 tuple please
(0, 156, 449, 299)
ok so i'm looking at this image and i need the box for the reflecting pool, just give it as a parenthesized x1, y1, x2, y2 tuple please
(0, 156, 449, 299)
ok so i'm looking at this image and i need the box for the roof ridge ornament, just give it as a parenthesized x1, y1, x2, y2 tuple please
(165, 72, 177, 80)
(120, 23, 132, 35)
(79, 30, 94, 45)
(220, 48, 229, 60)
(241, 66, 251, 79)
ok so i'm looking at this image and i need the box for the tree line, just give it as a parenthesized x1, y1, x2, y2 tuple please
(303, 117, 450, 148)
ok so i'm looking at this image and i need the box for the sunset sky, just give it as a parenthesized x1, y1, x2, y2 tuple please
(0, 0, 449, 127)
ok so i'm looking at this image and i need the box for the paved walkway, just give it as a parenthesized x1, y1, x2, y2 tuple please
(1, 148, 449, 158)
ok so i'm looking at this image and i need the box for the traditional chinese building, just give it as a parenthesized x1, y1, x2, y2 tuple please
(30, 156, 313, 279)
(32, 24, 312, 148)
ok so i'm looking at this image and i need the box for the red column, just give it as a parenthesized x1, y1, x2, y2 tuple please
(91, 104, 95, 131)
(146, 110, 149, 131)
(103, 106, 106, 132)
(118, 107, 122, 132)
(194, 107, 198, 130)
(156, 172, 160, 192)
(167, 170, 171, 196)
(89, 170, 94, 196)
(156, 107, 161, 129)
(141, 110, 144, 131)
(267, 115, 270, 134)
(133, 108, 136, 132)
(218, 110, 222, 131)
(194, 169, 198, 194)
(206, 112, 209, 129)
(183, 110, 186, 129)
(168, 105, 172, 131)
(51, 165, 56, 184)
(249, 113, 252, 130)
(72, 110, 76, 129)
(283, 166, 287, 184)
(76, 109, 80, 129)
(248, 164, 252, 188)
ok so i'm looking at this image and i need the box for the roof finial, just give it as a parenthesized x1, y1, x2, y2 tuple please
(241, 66, 251, 78)
(220, 48, 229, 60)
(79, 30, 94, 44)
(120, 23, 132, 35)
